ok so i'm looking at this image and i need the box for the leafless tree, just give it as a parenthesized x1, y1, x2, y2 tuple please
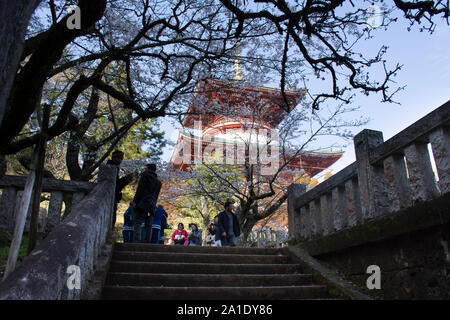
(170, 79, 368, 239)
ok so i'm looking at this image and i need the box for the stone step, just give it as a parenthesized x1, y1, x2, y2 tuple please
(112, 251, 292, 264)
(105, 272, 313, 287)
(109, 261, 303, 275)
(114, 243, 284, 255)
(102, 285, 330, 300)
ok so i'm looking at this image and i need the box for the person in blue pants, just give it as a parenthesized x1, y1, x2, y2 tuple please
(151, 205, 168, 244)
(122, 203, 135, 243)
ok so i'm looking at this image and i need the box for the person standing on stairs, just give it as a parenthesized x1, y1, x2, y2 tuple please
(107, 150, 134, 229)
(213, 216, 221, 247)
(217, 201, 241, 247)
(132, 163, 162, 243)
(150, 205, 168, 244)
(188, 223, 202, 246)
(122, 202, 135, 243)
(206, 222, 215, 246)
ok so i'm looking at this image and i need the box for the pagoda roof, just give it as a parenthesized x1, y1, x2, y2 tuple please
(182, 79, 306, 129)
(170, 130, 344, 165)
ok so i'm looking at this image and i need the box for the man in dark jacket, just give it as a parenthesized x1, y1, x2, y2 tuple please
(217, 201, 240, 247)
(107, 150, 134, 228)
(132, 163, 162, 243)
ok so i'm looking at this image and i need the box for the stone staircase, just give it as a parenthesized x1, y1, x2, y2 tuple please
(101, 243, 337, 300)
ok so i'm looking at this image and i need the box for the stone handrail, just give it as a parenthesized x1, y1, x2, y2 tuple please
(0, 175, 95, 192)
(0, 175, 96, 234)
(288, 100, 449, 241)
(0, 165, 116, 299)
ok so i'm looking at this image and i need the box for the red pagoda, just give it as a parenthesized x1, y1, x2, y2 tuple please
(171, 78, 343, 183)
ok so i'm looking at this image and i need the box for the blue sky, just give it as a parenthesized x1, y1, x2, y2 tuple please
(325, 18, 450, 177)
(158, 12, 450, 181)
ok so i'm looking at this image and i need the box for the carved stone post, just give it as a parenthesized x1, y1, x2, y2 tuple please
(310, 199, 322, 236)
(0, 187, 17, 230)
(404, 142, 440, 202)
(332, 185, 348, 231)
(345, 178, 362, 227)
(46, 191, 63, 234)
(354, 129, 389, 220)
(299, 206, 311, 239)
(320, 193, 333, 235)
(287, 183, 306, 242)
(429, 126, 449, 194)
(383, 154, 412, 211)
(98, 164, 117, 238)
(72, 192, 86, 206)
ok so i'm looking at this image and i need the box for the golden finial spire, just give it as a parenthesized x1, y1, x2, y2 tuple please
(233, 58, 243, 81)
(233, 42, 244, 81)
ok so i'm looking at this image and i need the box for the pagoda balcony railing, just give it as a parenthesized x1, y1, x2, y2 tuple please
(288, 100, 450, 241)
(202, 117, 274, 133)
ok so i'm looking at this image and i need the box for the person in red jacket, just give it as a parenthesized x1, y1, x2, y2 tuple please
(172, 223, 188, 245)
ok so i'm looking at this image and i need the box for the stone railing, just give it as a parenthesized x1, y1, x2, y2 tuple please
(0, 165, 116, 299)
(240, 228, 288, 248)
(288, 100, 449, 241)
(0, 175, 96, 235)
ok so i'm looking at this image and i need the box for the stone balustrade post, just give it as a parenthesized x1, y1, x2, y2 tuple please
(332, 185, 348, 231)
(320, 193, 333, 236)
(287, 183, 306, 241)
(0, 187, 17, 230)
(354, 129, 389, 220)
(429, 126, 449, 194)
(309, 199, 322, 236)
(404, 142, 440, 202)
(98, 164, 117, 237)
(383, 154, 412, 211)
(46, 191, 63, 234)
(344, 178, 362, 227)
(299, 206, 311, 239)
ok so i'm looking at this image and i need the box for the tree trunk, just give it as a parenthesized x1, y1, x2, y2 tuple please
(0, 0, 42, 127)
(241, 218, 258, 242)
(200, 196, 211, 229)
(27, 105, 50, 254)
(237, 206, 259, 242)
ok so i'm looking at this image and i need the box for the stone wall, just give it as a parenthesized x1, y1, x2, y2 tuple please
(295, 193, 450, 299)
(315, 226, 449, 299)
